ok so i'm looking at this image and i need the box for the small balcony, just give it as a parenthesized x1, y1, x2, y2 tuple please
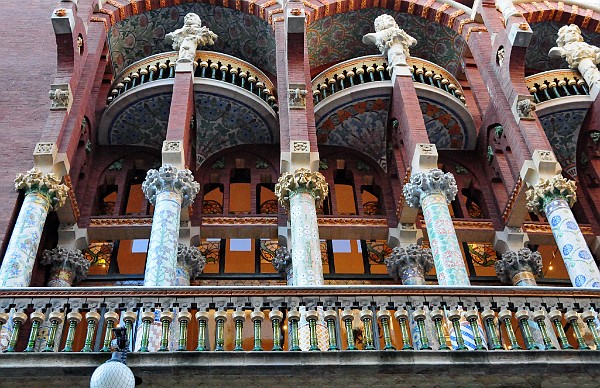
(526, 69, 589, 104)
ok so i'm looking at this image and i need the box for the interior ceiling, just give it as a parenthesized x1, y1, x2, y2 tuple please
(108, 4, 276, 76)
(527, 21, 600, 73)
(307, 9, 467, 77)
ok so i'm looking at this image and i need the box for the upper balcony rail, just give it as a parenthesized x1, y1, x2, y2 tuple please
(526, 69, 590, 103)
(311, 55, 466, 106)
(107, 51, 278, 111)
(0, 286, 599, 353)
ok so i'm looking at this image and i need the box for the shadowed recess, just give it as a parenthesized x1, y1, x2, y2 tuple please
(109, 4, 276, 76)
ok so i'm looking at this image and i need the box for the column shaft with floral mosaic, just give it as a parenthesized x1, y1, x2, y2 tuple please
(526, 175, 600, 288)
(0, 169, 68, 287)
(142, 164, 200, 287)
(402, 168, 470, 286)
(275, 168, 328, 287)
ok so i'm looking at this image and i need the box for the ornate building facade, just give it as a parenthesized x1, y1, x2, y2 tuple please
(2, 0, 600, 385)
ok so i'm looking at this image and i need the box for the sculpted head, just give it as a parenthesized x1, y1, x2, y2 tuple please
(374, 14, 398, 32)
(184, 13, 201, 27)
(557, 24, 584, 46)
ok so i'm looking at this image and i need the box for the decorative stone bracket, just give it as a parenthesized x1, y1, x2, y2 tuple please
(49, 84, 73, 112)
(176, 243, 206, 279)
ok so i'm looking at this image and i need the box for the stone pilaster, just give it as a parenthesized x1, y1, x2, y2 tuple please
(0, 168, 68, 287)
(272, 246, 293, 285)
(275, 168, 328, 287)
(41, 247, 90, 287)
(385, 244, 433, 285)
(142, 164, 199, 287)
(526, 175, 600, 288)
(495, 248, 542, 286)
(175, 243, 206, 286)
(402, 169, 470, 286)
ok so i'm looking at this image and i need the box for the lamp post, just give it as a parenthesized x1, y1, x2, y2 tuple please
(90, 327, 141, 387)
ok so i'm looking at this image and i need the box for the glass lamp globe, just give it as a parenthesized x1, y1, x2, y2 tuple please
(90, 353, 136, 388)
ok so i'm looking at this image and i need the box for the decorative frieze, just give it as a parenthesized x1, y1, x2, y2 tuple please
(15, 168, 68, 211)
(275, 168, 328, 210)
(495, 248, 542, 286)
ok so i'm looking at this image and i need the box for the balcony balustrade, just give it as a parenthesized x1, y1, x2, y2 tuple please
(526, 69, 590, 103)
(0, 286, 598, 355)
(106, 51, 278, 111)
(312, 55, 466, 105)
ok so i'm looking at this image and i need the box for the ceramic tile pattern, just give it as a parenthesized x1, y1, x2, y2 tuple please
(290, 192, 324, 286)
(420, 98, 468, 149)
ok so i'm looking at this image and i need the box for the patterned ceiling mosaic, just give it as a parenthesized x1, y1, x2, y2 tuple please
(420, 98, 468, 149)
(537, 109, 588, 178)
(108, 93, 171, 148)
(195, 92, 278, 166)
(316, 98, 389, 171)
(527, 21, 600, 73)
(307, 9, 467, 76)
(109, 4, 276, 76)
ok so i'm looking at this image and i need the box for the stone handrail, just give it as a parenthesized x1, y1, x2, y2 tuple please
(311, 55, 466, 105)
(107, 51, 277, 110)
(525, 69, 590, 103)
(1, 286, 599, 353)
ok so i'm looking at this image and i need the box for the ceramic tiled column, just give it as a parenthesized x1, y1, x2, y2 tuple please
(385, 244, 434, 285)
(142, 164, 199, 286)
(527, 175, 600, 288)
(495, 248, 542, 286)
(175, 243, 206, 286)
(275, 168, 328, 286)
(41, 247, 90, 287)
(0, 168, 68, 287)
(403, 169, 470, 286)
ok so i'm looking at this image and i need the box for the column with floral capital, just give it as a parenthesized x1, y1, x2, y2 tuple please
(142, 164, 200, 286)
(42, 247, 90, 287)
(495, 248, 542, 286)
(275, 168, 328, 286)
(385, 244, 434, 285)
(403, 169, 470, 286)
(175, 243, 206, 286)
(0, 168, 68, 287)
(526, 175, 600, 288)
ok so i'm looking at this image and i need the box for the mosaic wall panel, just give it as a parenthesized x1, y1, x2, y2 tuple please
(109, 4, 276, 75)
(108, 93, 171, 148)
(316, 98, 389, 170)
(420, 98, 468, 149)
(195, 92, 278, 166)
(307, 9, 467, 76)
(538, 109, 587, 178)
(527, 21, 600, 73)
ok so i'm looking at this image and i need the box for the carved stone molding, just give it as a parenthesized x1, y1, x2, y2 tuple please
(176, 243, 206, 279)
(15, 168, 68, 211)
(385, 244, 433, 282)
(275, 168, 329, 209)
(202, 217, 277, 225)
(41, 247, 90, 282)
(526, 174, 577, 215)
(89, 217, 153, 227)
(317, 217, 387, 226)
(271, 246, 292, 276)
(162, 141, 181, 152)
(452, 220, 494, 230)
(142, 164, 200, 207)
(402, 168, 458, 209)
(495, 248, 542, 284)
(516, 98, 536, 119)
(292, 141, 309, 152)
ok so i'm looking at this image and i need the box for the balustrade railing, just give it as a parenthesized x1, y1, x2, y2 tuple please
(1, 286, 598, 353)
(526, 69, 590, 103)
(107, 51, 277, 111)
(312, 56, 466, 105)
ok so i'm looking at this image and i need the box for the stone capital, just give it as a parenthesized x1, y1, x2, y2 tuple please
(526, 174, 577, 215)
(272, 246, 292, 276)
(176, 243, 206, 279)
(41, 247, 90, 282)
(142, 164, 200, 207)
(385, 244, 433, 281)
(495, 248, 542, 284)
(15, 168, 68, 211)
(274, 168, 329, 210)
(402, 168, 458, 209)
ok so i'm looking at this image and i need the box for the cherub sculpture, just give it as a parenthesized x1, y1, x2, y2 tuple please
(549, 24, 600, 87)
(165, 13, 217, 63)
(362, 14, 417, 73)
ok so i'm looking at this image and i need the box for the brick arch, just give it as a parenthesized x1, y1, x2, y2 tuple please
(516, 1, 600, 31)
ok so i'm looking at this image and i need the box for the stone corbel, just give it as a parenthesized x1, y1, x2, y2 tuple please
(411, 143, 438, 174)
(280, 140, 319, 173)
(493, 226, 529, 255)
(288, 83, 308, 110)
(512, 95, 536, 123)
(162, 140, 185, 170)
(51, 8, 75, 35)
(520, 150, 562, 188)
(286, 6, 305, 34)
(58, 223, 89, 251)
(49, 83, 73, 112)
(387, 223, 423, 248)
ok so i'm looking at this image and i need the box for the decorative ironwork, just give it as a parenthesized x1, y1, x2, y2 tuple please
(202, 200, 223, 214)
(467, 243, 497, 267)
(366, 241, 393, 264)
(259, 199, 278, 214)
(83, 242, 113, 267)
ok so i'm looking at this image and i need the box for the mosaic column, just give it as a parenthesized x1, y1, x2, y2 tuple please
(272, 246, 293, 285)
(0, 168, 68, 287)
(495, 248, 542, 286)
(385, 244, 434, 285)
(142, 164, 200, 287)
(403, 169, 470, 286)
(526, 175, 600, 288)
(41, 247, 90, 287)
(275, 168, 329, 286)
(175, 243, 206, 286)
